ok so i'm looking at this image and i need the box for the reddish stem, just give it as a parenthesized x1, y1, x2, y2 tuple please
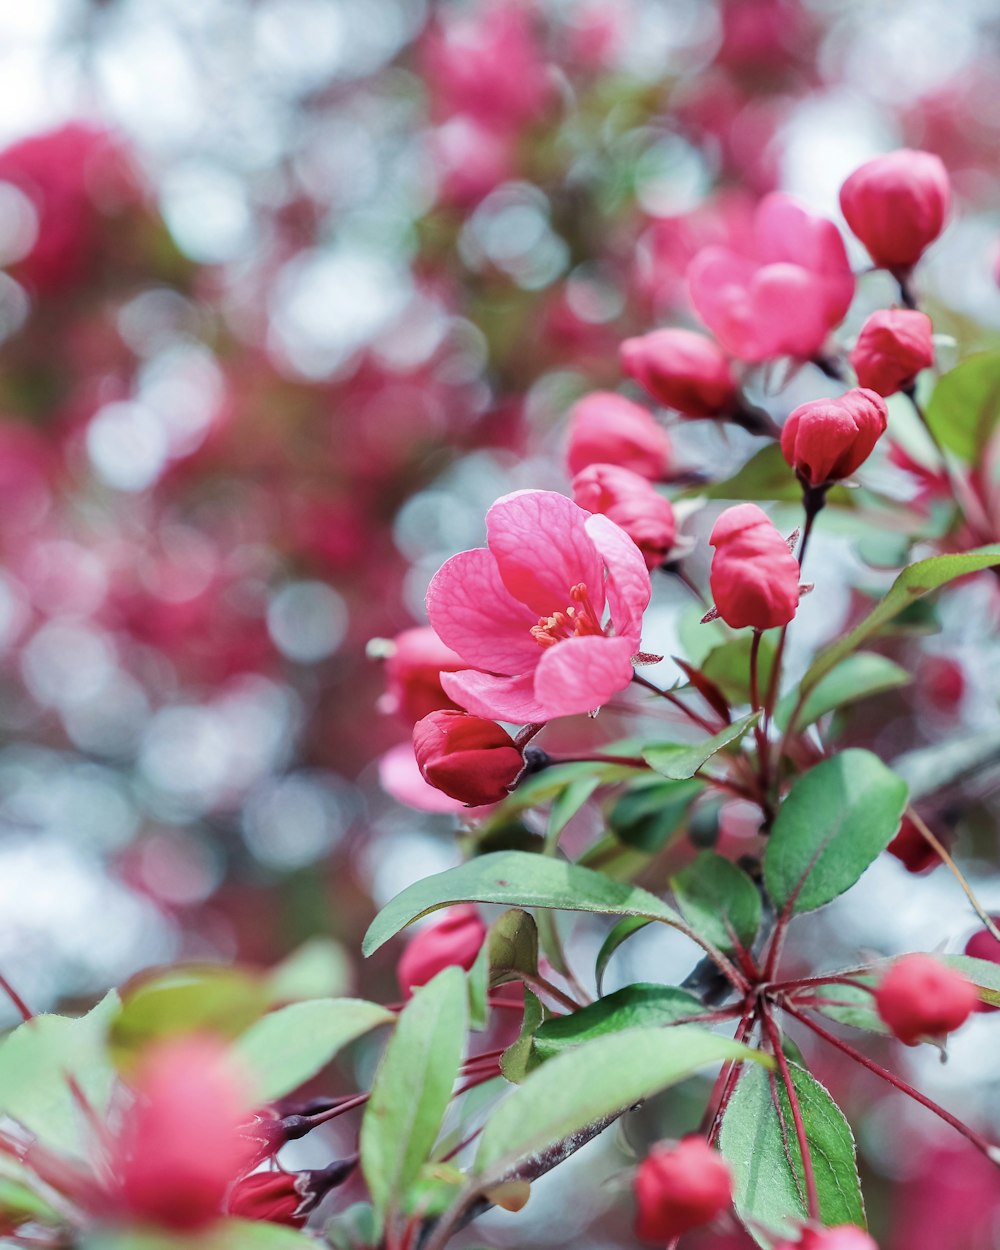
(704, 1006, 757, 1144)
(762, 1005, 820, 1220)
(783, 1003, 1000, 1162)
(0, 973, 32, 1024)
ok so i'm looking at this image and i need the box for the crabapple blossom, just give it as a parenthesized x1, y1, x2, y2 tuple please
(412, 709, 523, 806)
(633, 1137, 732, 1242)
(380, 626, 466, 725)
(775, 1226, 879, 1250)
(850, 309, 935, 397)
(572, 463, 677, 569)
(708, 503, 801, 630)
(840, 149, 951, 271)
(565, 392, 671, 480)
(619, 328, 739, 418)
(687, 192, 855, 361)
(780, 389, 888, 487)
(426, 490, 651, 722)
(875, 954, 978, 1045)
(886, 815, 941, 874)
(397, 906, 487, 996)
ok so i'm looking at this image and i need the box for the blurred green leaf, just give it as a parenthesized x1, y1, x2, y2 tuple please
(800, 546, 1000, 696)
(721, 1061, 865, 1244)
(533, 984, 706, 1058)
(360, 967, 467, 1222)
(671, 852, 761, 952)
(82, 1222, 315, 1250)
(775, 652, 911, 733)
(594, 916, 651, 995)
(487, 909, 539, 987)
(363, 852, 683, 956)
(643, 710, 760, 781)
(266, 939, 350, 1003)
(700, 444, 852, 505)
(608, 778, 703, 852)
(475, 1025, 769, 1179)
(925, 351, 1000, 462)
(764, 751, 908, 915)
(500, 987, 546, 1083)
(234, 999, 394, 1102)
(701, 634, 777, 706)
(0, 991, 118, 1159)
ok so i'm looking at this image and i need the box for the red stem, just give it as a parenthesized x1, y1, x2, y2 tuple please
(762, 1004, 820, 1220)
(783, 1002, 999, 1162)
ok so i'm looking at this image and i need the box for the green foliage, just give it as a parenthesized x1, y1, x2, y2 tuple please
(671, 852, 761, 952)
(0, 992, 119, 1159)
(925, 351, 1000, 462)
(594, 916, 651, 994)
(775, 652, 911, 733)
(82, 1222, 315, 1250)
(764, 751, 909, 915)
(475, 1025, 770, 1180)
(608, 777, 703, 852)
(360, 967, 468, 1223)
(500, 987, 546, 1083)
(487, 909, 539, 986)
(363, 851, 683, 956)
(234, 998, 394, 1101)
(701, 633, 777, 706)
(800, 546, 1000, 695)
(721, 1061, 865, 1245)
(533, 984, 706, 1058)
(642, 710, 761, 780)
(700, 443, 850, 506)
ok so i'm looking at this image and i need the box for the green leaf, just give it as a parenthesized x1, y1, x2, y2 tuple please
(813, 982, 886, 1035)
(925, 351, 1000, 461)
(545, 775, 602, 849)
(608, 778, 703, 853)
(111, 966, 270, 1065)
(83, 1222, 315, 1250)
(481, 759, 644, 829)
(595, 916, 651, 995)
(533, 984, 706, 1058)
(775, 653, 911, 733)
(234, 999, 394, 1102)
(0, 992, 119, 1159)
(363, 851, 683, 956)
(500, 987, 546, 1083)
(800, 546, 1000, 696)
(487, 909, 539, 986)
(266, 939, 350, 1002)
(764, 750, 908, 915)
(938, 954, 1000, 1008)
(360, 967, 468, 1221)
(671, 852, 761, 952)
(721, 1061, 865, 1245)
(642, 710, 761, 781)
(324, 1202, 379, 1250)
(467, 939, 489, 1032)
(474, 1025, 769, 1179)
(702, 634, 777, 706)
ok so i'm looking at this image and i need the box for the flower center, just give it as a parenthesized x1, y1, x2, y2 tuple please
(529, 583, 605, 649)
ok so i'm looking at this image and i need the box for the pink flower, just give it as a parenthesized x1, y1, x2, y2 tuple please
(687, 193, 855, 362)
(708, 504, 801, 630)
(849, 309, 935, 397)
(397, 906, 487, 996)
(840, 149, 950, 271)
(565, 392, 671, 480)
(412, 710, 524, 806)
(380, 626, 466, 725)
(378, 742, 476, 815)
(426, 490, 650, 722)
(572, 463, 677, 570)
(619, 328, 739, 418)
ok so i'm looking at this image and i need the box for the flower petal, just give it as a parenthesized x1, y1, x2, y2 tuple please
(584, 512, 650, 645)
(440, 668, 551, 724)
(533, 634, 637, 718)
(378, 742, 471, 814)
(485, 490, 605, 616)
(426, 547, 541, 675)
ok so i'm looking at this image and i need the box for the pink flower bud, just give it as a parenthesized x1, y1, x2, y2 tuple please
(397, 905, 487, 995)
(633, 1137, 732, 1242)
(619, 329, 739, 418)
(572, 464, 677, 570)
(708, 504, 801, 631)
(565, 392, 671, 480)
(412, 709, 523, 806)
(111, 1037, 255, 1231)
(227, 1173, 308, 1226)
(886, 816, 940, 875)
(382, 627, 466, 725)
(875, 954, 977, 1045)
(840, 150, 951, 271)
(775, 1226, 879, 1250)
(850, 309, 935, 397)
(963, 921, 1000, 1014)
(780, 388, 888, 487)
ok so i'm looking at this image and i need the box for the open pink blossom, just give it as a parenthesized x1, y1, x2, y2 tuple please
(687, 192, 855, 362)
(426, 490, 650, 722)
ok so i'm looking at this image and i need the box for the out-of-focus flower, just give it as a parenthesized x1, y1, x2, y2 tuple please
(963, 921, 1000, 1013)
(780, 389, 888, 487)
(875, 954, 977, 1045)
(633, 1137, 732, 1242)
(378, 742, 475, 814)
(397, 905, 487, 996)
(888, 1138, 1000, 1250)
(108, 1037, 255, 1231)
(687, 193, 854, 362)
(412, 710, 523, 806)
(840, 150, 951, 271)
(619, 328, 739, 419)
(708, 504, 800, 630)
(380, 627, 466, 726)
(227, 1172, 308, 1226)
(572, 463, 677, 569)
(775, 1227, 879, 1250)
(426, 490, 650, 722)
(886, 816, 941, 874)
(566, 392, 671, 480)
(850, 310, 935, 397)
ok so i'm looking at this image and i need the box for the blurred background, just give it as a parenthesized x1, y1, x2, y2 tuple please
(2, 1, 1000, 1246)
